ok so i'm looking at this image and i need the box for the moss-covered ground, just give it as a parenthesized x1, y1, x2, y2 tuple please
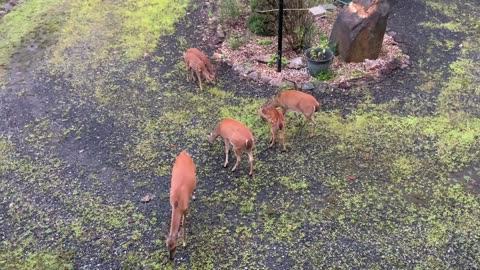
(0, 0, 479, 268)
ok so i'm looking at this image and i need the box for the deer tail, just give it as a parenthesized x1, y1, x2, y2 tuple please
(246, 138, 254, 150)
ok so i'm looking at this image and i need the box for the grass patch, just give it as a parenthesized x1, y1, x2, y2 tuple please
(0, 0, 63, 66)
(49, 0, 190, 74)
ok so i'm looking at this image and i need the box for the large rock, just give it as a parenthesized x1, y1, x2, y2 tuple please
(287, 57, 305, 69)
(329, 0, 390, 63)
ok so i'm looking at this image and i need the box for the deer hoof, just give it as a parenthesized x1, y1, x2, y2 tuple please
(183, 241, 187, 247)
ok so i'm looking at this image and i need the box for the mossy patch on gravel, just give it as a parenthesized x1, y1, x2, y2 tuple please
(1, 0, 480, 268)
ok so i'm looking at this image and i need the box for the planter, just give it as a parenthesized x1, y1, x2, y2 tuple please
(305, 48, 334, 77)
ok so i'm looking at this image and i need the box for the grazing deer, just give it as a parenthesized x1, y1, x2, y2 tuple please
(186, 48, 216, 80)
(266, 90, 320, 137)
(166, 150, 197, 260)
(183, 52, 214, 91)
(258, 106, 286, 151)
(208, 118, 255, 176)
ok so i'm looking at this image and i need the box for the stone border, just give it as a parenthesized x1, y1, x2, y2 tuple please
(225, 51, 408, 95)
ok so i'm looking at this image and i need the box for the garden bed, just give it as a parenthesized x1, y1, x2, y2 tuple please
(214, 5, 410, 88)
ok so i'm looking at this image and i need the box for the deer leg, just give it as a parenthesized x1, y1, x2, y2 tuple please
(247, 150, 254, 176)
(231, 147, 242, 172)
(223, 138, 230, 168)
(181, 211, 188, 247)
(185, 62, 189, 81)
(189, 68, 195, 82)
(281, 125, 287, 151)
(306, 113, 317, 137)
(195, 70, 203, 91)
(269, 126, 276, 148)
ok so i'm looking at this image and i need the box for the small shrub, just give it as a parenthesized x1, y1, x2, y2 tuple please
(228, 36, 244, 50)
(247, 13, 276, 36)
(267, 54, 288, 67)
(315, 71, 334, 81)
(257, 39, 272, 46)
(219, 0, 243, 21)
(248, 0, 316, 51)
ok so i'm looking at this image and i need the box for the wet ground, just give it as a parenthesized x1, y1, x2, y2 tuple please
(0, 0, 479, 269)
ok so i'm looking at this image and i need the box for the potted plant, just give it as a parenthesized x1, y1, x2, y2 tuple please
(304, 33, 335, 77)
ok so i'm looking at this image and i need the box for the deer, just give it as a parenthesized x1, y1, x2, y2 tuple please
(183, 52, 215, 91)
(265, 90, 320, 137)
(208, 118, 255, 176)
(257, 106, 286, 151)
(186, 48, 216, 80)
(166, 150, 197, 260)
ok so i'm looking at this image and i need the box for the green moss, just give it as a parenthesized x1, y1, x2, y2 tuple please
(0, 241, 73, 270)
(51, 0, 190, 65)
(420, 21, 464, 32)
(2, 0, 480, 268)
(278, 175, 309, 192)
(0, 0, 63, 66)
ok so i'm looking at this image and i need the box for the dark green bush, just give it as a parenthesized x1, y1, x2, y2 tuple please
(219, 0, 243, 21)
(247, 13, 276, 36)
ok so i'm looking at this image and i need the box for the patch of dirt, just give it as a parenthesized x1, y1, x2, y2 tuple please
(215, 6, 410, 85)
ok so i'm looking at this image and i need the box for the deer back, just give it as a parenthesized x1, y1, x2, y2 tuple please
(186, 48, 215, 76)
(272, 90, 320, 115)
(170, 150, 196, 208)
(212, 118, 254, 149)
(258, 107, 285, 130)
(184, 52, 214, 82)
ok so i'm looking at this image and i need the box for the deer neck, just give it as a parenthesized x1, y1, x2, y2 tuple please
(168, 206, 182, 240)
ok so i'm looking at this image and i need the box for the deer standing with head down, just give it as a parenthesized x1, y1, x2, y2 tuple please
(266, 90, 320, 137)
(186, 48, 216, 79)
(208, 118, 255, 176)
(258, 106, 286, 151)
(183, 48, 215, 91)
(166, 150, 197, 260)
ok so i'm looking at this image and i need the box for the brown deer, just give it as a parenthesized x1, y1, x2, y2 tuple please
(208, 118, 255, 176)
(186, 48, 216, 80)
(266, 90, 320, 137)
(166, 150, 197, 260)
(183, 52, 214, 91)
(258, 106, 286, 151)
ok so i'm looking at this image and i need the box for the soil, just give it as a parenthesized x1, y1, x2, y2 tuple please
(216, 5, 410, 85)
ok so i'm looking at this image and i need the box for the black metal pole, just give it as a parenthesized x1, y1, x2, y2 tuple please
(277, 0, 283, 72)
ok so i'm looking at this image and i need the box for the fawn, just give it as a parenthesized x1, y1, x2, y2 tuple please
(186, 48, 216, 80)
(258, 106, 286, 151)
(166, 150, 197, 260)
(183, 52, 214, 91)
(208, 118, 255, 176)
(266, 90, 320, 137)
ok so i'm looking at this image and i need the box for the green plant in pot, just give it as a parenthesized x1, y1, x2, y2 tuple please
(304, 33, 335, 77)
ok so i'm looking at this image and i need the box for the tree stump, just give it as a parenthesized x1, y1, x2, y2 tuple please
(329, 0, 391, 63)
